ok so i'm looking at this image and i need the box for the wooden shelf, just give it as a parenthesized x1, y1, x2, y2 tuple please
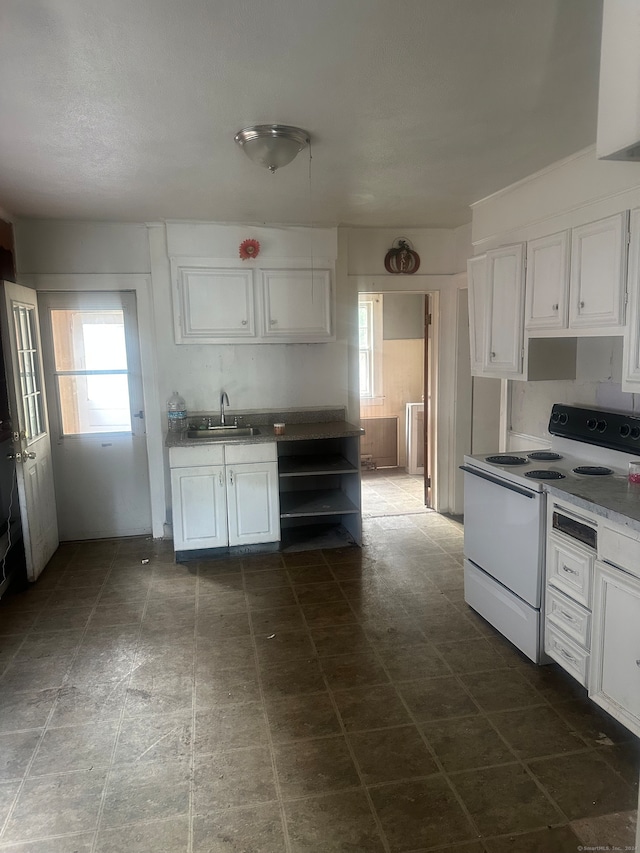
(279, 489, 360, 519)
(278, 455, 358, 478)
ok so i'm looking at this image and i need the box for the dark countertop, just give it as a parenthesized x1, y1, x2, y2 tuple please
(166, 419, 364, 448)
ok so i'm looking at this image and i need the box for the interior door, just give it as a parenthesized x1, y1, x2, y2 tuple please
(39, 291, 151, 541)
(0, 281, 58, 581)
(423, 295, 431, 507)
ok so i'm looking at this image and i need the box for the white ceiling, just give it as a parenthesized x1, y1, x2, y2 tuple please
(0, 0, 603, 228)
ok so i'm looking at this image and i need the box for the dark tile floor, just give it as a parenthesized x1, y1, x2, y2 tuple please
(0, 513, 637, 852)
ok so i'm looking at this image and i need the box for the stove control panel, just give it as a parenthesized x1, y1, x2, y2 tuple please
(549, 404, 640, 453)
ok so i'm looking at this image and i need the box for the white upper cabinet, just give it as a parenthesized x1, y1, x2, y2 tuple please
(569, 212, 628, 329)
(171, 259, 334, 344)
(622, 209, 640, 389)
(525, 231, 570, 330)
(467, 255, 487, 374)
(260, 269, 333, 341)
(172, 264, 256, 344)
(484, 243, 525, 377)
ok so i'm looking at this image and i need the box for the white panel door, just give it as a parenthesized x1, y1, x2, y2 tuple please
(226, 461, 280, 546)
(467, 255, 487, 374)
(171, 464, 228, 550)
(174, 265, 255, 342)
(261, 269, 333, 340)
(569, 212, 627, 328)
(0, 281, 58, 581)
(484, 244, 525, 377)
(590, 560, 640, 737)
(525, 231, 570, 330)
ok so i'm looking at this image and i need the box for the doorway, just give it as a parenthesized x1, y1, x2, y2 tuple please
(39, 291, 152, 541)
(358, 291, 434, 518)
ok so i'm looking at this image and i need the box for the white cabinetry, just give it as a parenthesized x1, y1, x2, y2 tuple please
(484, 243, 525, 377)
(622, 209, 640, 389)
(569, 213, 628, 329)
(170, 442, 280, 552)
(524, 231, 570, 331)
(260, 269, 332, 341)
(590, 519, 640, 737)
(171, 258, 334, 344)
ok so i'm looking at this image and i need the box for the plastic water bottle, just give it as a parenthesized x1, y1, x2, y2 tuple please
(167, 391, 187, 432)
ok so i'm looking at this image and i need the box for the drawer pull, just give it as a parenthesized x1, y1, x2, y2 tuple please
(562, 564, 578, 575)
(559, 647, 577, 664)
(560, 609, 575, 622)
(636, 660, 640, 668)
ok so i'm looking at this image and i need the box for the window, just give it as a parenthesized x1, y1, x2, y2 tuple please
(13, 303, 45, 440)
(50, 308, 132, 436)
(358, 294, 383, 403)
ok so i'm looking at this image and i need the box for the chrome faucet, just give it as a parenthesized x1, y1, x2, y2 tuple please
(220, 391, 230, 425)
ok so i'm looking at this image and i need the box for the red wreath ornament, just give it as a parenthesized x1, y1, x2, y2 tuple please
(239, 238, 260, 261)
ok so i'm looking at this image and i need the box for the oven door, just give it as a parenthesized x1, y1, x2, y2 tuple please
(462, 465, 544, 607)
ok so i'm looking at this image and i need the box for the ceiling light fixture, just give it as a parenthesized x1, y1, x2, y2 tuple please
(234, 124, 310, 173)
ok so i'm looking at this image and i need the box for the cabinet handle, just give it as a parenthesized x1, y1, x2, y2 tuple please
(229, 470, 234, 485)
(560, 609, 575, 622)
(579, 301, 585, 309)
(219, 471, 224, 486)
(241, 319, 247, 326)
(636, 660, 640, 668)
(490, 351, 496, 359)
(552, 303, 558, 311)
(559, 647, 577, 664)
(561, 564, 578, 575)
(270, 319, 278, 325)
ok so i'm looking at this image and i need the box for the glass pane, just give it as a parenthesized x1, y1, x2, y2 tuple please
(51, 309, 128, 372)
(359, 351, 370, 397)
(13, 304, 45, 440)
(57, 374, 132, 435)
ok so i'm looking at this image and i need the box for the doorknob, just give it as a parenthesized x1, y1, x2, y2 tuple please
(6, 450, 36, 462)
(133, 410, 144, 419)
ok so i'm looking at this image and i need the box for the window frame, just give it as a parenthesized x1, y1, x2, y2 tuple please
(358, 293, 384, 405)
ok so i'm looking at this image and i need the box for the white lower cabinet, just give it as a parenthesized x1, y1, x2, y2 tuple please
(590, 559, 640, 737)
(170, 442, 280, 552)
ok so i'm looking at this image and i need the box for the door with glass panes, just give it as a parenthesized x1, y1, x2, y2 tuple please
(39, 291, 151, 540)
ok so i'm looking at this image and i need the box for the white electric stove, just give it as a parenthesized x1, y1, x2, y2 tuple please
(461, 403, 640, 663)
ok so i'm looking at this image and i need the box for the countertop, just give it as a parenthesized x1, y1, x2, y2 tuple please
(165, 419, 364, 448)
(546, 477, 640, 534)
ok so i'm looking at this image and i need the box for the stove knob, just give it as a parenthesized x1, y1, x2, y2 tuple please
(559, 413, 568, 425)
(551, 412, 561, 424)
(587, 418, 597, 430)
(620, 424, 631, 438)
(597, 419, 607, 432)
(632, 427, 640, 440)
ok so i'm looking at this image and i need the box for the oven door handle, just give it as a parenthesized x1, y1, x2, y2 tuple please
(459, 465, 536, 499)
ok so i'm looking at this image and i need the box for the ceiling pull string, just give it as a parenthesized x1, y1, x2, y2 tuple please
(308, 138, 315, 303)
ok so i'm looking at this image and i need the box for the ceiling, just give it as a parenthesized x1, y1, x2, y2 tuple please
(0, 0, 603, 228)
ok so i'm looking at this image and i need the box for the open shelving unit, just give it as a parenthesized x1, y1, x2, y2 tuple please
(277, 436, 362, 548)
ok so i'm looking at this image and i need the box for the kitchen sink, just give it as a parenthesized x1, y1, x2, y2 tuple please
(186, 426, 260, 439)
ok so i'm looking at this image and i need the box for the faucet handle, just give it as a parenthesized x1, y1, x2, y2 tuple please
(233, 415, 242, 427)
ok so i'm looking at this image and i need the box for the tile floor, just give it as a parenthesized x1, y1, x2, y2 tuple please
(0, 515, 637, 852)
(361, 468, 428, 517)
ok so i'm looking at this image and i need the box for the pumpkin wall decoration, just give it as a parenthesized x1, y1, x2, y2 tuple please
(384, 238, 420, 274)
(239, 238, 260, 260)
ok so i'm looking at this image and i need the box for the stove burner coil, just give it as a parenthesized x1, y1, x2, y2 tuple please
(527, 451, 562, 461)
(524, 469, 566, 480)
(485, 455, 528, 466)
(572, 466, 613, 476)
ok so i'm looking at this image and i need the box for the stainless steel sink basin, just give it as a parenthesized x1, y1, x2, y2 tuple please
(186, 427, 260, 439)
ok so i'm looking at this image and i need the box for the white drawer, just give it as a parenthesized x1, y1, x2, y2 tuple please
(599, 523, 640, 579)
(224, 441, 277, 465)
(546, 586, 591, 649)
(545, 623, 590, 687)
(169, 444, 225, 467)
(547, 534, 593, 608)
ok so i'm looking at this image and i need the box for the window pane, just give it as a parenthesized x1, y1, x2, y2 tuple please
(57, 374, 132, 435)
(359, 351, 370, 397)
(13, 304, 45, 440)
(51, 310, 128, 372)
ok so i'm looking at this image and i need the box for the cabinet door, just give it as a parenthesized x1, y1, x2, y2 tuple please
(590, 560, 640, 737)
(260, 269, 333, 341)
(226, 462, 280, 546)
(569, 213, 628, 329)
(173, 264, 256, 343)
(525, 231, 569, 330)
(623, 208, 640, 388)
(484, 244, 525, 377)
(467, 255, 487, 374)
(170, 465, 228, 550)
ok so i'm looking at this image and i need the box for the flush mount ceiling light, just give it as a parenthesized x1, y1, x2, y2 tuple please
(234, 124, 310, 173)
